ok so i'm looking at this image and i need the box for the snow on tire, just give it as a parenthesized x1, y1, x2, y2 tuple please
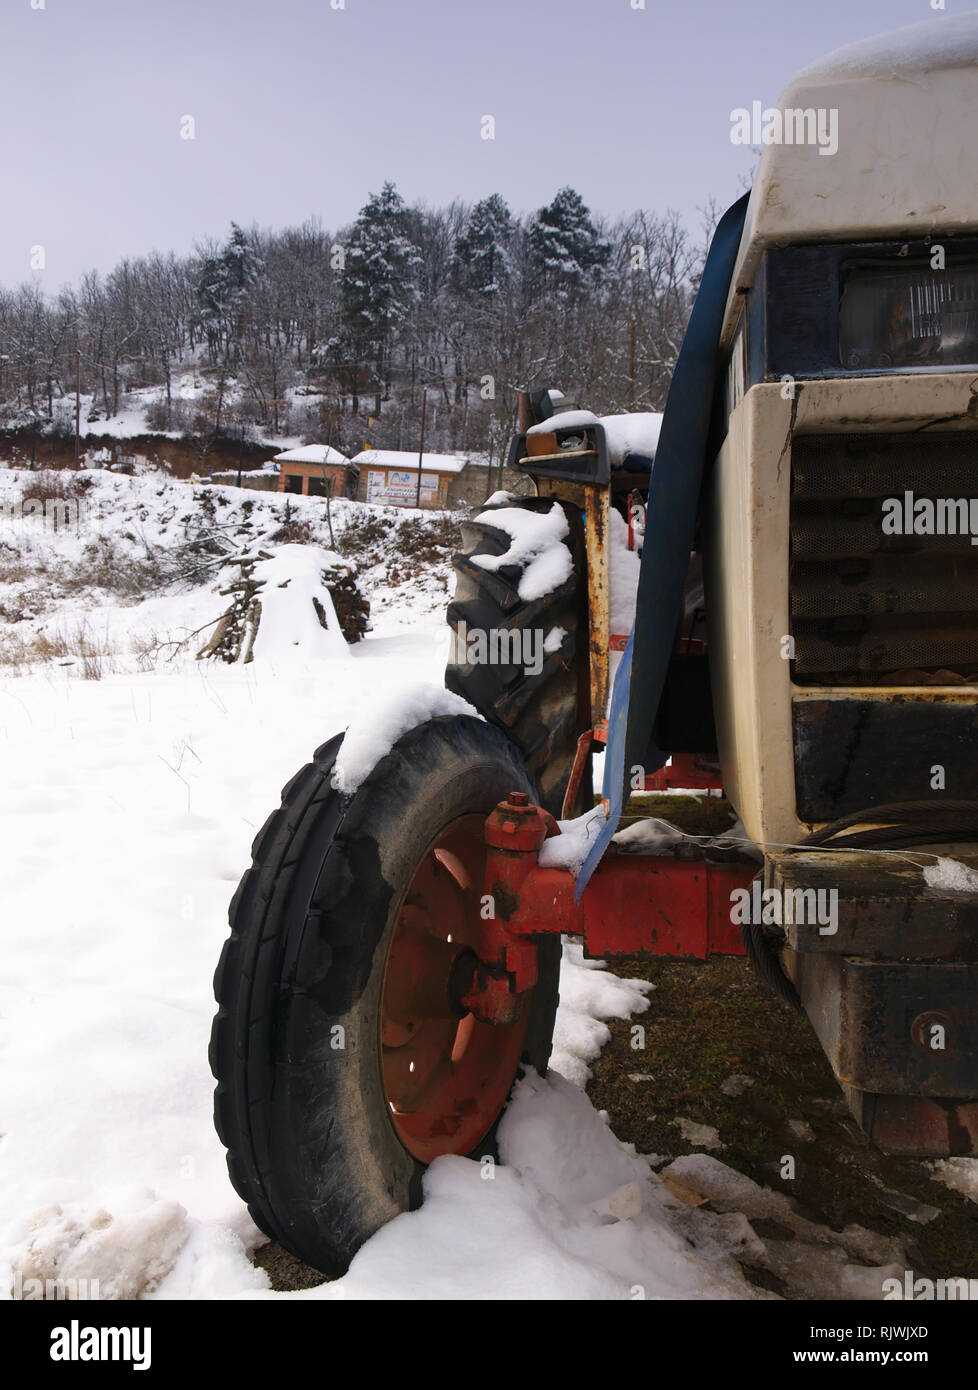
(445, 497, 588, 817)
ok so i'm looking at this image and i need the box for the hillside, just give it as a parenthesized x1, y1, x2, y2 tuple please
(0, 467, 460, 677)
(0, 189, 701, 473)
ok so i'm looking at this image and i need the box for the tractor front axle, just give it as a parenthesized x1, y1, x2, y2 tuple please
(459, 792, 756, 1025)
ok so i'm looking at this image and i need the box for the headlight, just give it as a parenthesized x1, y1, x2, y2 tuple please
(839, 261, 978, 369)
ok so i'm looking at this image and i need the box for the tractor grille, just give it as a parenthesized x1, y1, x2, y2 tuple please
(789, 434, 978, 683)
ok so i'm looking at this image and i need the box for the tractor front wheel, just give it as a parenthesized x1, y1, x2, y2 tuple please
(210, 715, 560, 1275)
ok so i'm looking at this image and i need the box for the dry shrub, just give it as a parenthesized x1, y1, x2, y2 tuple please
(0, 620, 114, 678)
(269, 516, 314, 545)
(16, 470, 94, 508)
(335, 511, 396, 564)
(396, 514, 464, 564)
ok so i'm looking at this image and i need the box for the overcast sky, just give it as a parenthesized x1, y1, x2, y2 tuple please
(0, 0, 959, 291)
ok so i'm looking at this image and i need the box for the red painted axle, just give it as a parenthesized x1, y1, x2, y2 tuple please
(641, 752, 723, 792)
(460, 792, 754, 1024)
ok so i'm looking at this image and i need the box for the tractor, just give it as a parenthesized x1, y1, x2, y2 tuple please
(210, 16, 978, 1276)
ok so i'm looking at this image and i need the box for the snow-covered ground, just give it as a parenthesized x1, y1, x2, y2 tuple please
(0, 466, 974, 1302)
(0, 614, 755, 1301)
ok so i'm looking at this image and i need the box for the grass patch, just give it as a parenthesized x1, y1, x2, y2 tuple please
(0, 619, 116, 678)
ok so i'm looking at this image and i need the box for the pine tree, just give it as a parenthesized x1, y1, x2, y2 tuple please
(221, 222, 264, 297)
(453, 194, 514, 297)
(338, 183, 421, 414)
(195, 223, 264, 363)
(528, 187, 611, 292)
(195, 253, 227, 357)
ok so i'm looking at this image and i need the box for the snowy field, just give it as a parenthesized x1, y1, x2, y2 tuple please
(0, 467, 974, 1302)
(0, 610, 751, 1301)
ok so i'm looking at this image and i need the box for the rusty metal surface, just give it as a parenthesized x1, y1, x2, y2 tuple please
(561, 728, 597, 821)
(486, 850, 753, 959)
(775, 842, 978, 1151)
(767, 845, 978, 959)
(842, 1087, 978, 1158)
(792, 694, 978, 821)
(482, 795, 752, 960)
(584, 485, 611, 723)
(459, 792, 754, 1025)
(785, 948, 978, 1097)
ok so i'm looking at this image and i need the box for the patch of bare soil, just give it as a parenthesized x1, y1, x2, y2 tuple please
(586, 954, 978, 1296)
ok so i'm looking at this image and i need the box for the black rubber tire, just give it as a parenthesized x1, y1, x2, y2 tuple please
(445, 497, 588, 817)
(210, 715, 560, 1276)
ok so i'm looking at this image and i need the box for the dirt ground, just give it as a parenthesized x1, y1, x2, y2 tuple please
(587, 952, 978, 1296)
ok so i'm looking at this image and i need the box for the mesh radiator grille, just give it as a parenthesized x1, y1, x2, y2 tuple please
(790, 434, 978, 682)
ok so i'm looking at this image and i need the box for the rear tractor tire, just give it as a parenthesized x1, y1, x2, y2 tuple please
(210, 715, 560, 1275)
(446, 496, 588, 817)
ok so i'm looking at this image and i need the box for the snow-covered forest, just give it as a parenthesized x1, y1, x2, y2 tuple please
(0, 184, 705, 462)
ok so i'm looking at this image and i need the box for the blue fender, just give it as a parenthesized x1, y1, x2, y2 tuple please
(576, 192, 750, 899)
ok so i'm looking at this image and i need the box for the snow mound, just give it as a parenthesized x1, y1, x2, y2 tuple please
(550, 940, 654, 1086)
(249, 545, 350, 663)
(5, 1196, 190, 1301)
(539, 805, 608, 877)
(146, 1222, 270, 1300)
(471, 503, 572, 601)
(928, 1158, 978, 1204)
(525, 409, 600, 434)
(716, 819, 764, 863)
(330, 683, 480, 794)
(600, 411, 662, 466)
(613, 817, 687, 855)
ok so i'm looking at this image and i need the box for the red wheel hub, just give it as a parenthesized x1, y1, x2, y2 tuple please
(380, 815, 533, 1163)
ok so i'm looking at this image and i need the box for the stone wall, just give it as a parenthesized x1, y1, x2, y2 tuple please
(445, 463, 529, 508)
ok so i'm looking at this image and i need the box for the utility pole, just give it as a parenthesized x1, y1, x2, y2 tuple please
(75, 349, 81, 467)
(414, 386, 428, 509)
(323, 471, 336, 548)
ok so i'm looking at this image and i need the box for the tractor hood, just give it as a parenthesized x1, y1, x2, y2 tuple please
(721, 13, 978, 351)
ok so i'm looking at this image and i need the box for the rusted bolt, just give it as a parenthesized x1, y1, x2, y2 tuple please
(911, 1010, 953, 1057)
(508, 791, 529, 807)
